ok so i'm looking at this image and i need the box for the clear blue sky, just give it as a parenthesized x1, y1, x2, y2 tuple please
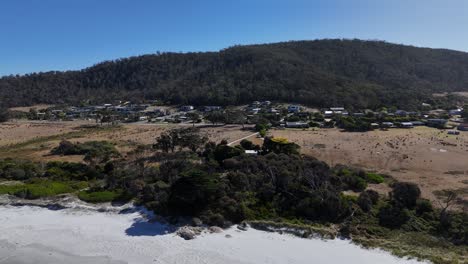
(1, 0, 468, 76)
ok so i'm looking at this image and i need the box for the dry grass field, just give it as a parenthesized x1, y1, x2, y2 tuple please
(1, 120, 466, 206)
(0, 121, 253, 161)
(256, 127, 468, 204)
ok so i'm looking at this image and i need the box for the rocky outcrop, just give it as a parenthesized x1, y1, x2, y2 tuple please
(177, 226, 203, 240)
(208, 226, 223, 233)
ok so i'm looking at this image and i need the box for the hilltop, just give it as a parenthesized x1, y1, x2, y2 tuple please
(2, 39, 468, 109)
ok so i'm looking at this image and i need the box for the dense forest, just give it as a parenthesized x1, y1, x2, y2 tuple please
(2, 39, 468, 109)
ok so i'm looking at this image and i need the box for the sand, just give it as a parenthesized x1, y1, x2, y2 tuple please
(0, 205, 426, 264)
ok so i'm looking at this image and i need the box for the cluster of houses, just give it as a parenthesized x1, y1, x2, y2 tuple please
(29, 102, 166, 123)
(244, 101, 276, 115)
(180, 105, 223, 112)
(281, 105, 467, 131)
(27, 100, 467, 132)
(32, 102, 228, 123)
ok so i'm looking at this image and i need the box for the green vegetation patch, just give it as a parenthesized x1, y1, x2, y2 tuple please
(0, 179, 87, 199)
(365, 172, 385, 184)
(78, 189, 131, 203)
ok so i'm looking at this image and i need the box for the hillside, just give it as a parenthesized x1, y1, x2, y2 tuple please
(2, 39, 468, 109)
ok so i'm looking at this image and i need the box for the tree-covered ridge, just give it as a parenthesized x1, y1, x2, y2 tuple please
(2, 39, 468, 109)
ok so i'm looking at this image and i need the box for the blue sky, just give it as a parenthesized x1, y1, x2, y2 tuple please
(1, 0, 468, 76)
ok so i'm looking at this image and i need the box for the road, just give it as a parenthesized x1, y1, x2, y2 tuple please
(227, 132, 259, 146)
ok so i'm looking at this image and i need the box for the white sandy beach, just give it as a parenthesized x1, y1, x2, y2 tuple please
(0, 205, 427, 264)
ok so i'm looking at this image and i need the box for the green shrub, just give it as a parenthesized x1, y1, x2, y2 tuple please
(240, 140, 260, 150)
(357, 190, 380, 212)
(78, 189, 130, 203)
(378, 204, 410, 228)
(391, 182, 421, 209)
(0, 180, 83, 199)
(365, 173, 385, 184)
(0, 159, 41, 180)
(415, 199, 433, 215)
(51, 141, 120, 165)
(45, 161, 99, 181)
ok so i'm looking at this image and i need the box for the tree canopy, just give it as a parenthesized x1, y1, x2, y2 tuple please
(2, 39, 468, 110)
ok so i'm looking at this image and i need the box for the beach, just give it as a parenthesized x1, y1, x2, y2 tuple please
(0, 204, 427, 264)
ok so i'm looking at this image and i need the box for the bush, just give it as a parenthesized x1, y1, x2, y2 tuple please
(0, 105, 9, 123)
(45, 161, 99, 181)
(262, 137, 300, 155)
(259, 129, 266, 138)
(51, 140, 79, 155)
(0, 180, 84, 199)
(391, 182, 421, 209)
(365, 173, 385, 184)
(415, 199, 433, 215)
(255, 123, 268, 132)
(337, 116, 372, 132)
(240, 140, 260, 150)
(378, 204, 410, 228)
(0, 159, 41, 180)
(308, 121, 320, 127)
(51, 141, 120, 164)
(213, 144, 244, 163)
(168, 170, 221, 215)
(357, 190, 380, 212)
(78, 189, 130, 203)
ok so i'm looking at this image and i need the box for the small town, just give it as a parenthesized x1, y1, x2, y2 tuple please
(13, 100, 468, 133)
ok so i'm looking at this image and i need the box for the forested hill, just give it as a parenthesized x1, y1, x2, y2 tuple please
(2, 39, 468, 109)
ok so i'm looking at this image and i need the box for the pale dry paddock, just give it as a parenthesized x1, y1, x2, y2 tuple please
(261, 127, 468, 204)
(8, 104, 55, 113)
(0, 121, 253, 161)
(0, 121, 81, 146)
(1, 121, 466, 205)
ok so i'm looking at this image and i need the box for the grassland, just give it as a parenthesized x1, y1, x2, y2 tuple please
(254, 127, 468, 205)
(0, 180, 87, 199)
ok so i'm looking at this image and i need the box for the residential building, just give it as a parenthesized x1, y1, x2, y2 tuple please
(288, 105, 301, 113)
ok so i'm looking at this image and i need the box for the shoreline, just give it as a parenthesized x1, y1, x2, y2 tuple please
(0, 195, 430, 264)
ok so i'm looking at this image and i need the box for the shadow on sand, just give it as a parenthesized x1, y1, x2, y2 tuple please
(122, 207, 176, 237)
(125, 217, 176, 236)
